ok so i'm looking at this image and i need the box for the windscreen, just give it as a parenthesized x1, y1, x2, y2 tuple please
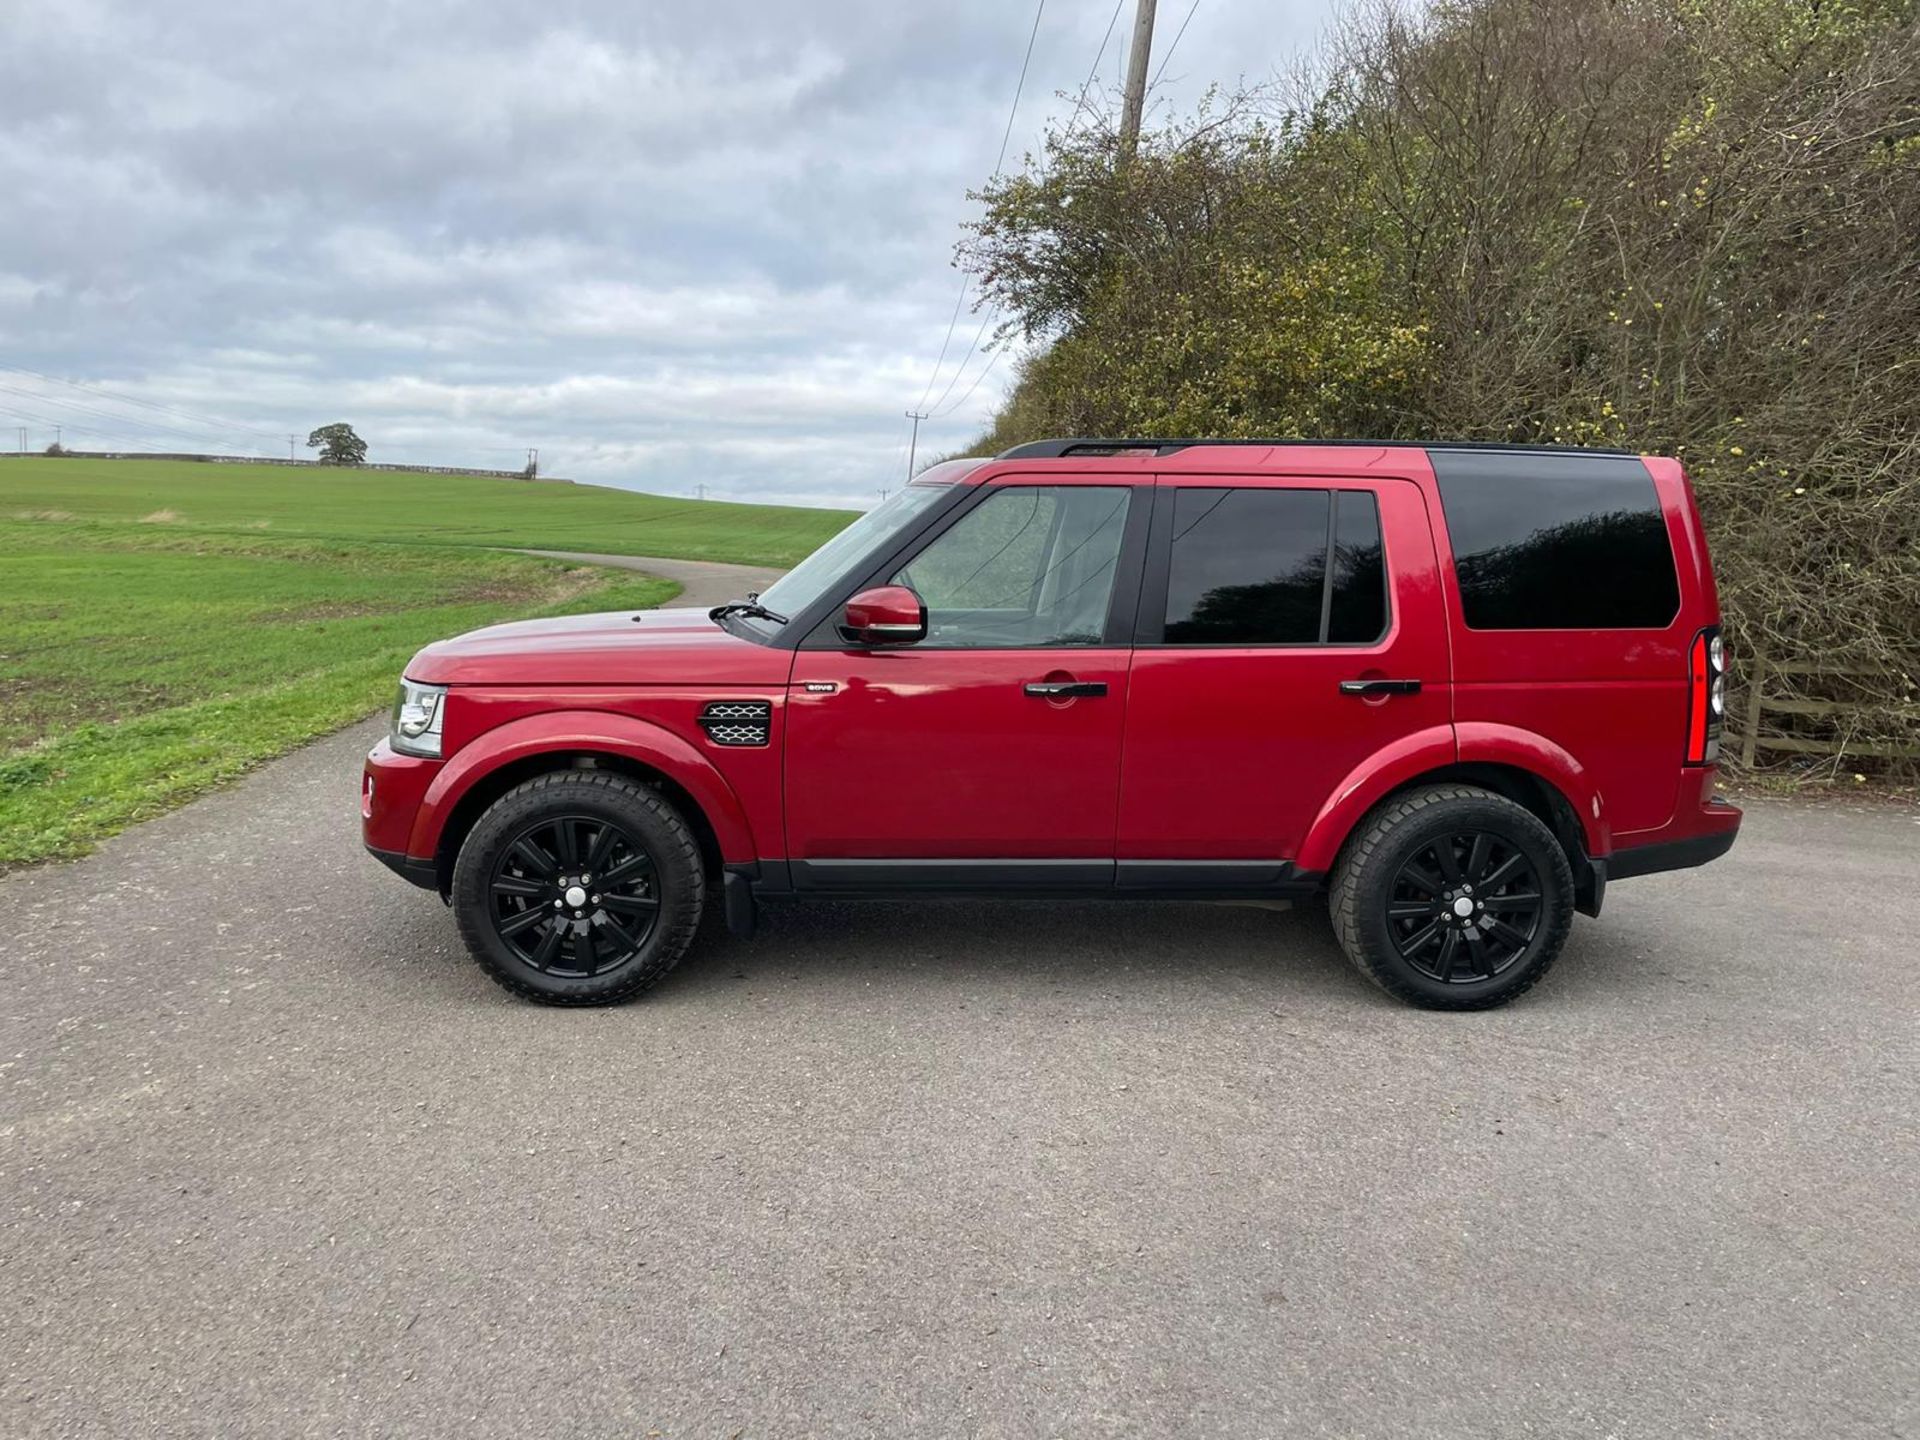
(754, 483, 953, 620)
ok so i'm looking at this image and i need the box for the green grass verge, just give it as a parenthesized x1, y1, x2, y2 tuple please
(0, 455, 855, 565)
(0, 523, 676, 868)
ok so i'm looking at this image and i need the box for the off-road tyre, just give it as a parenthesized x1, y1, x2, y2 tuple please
(1329, 784, 1574, 1010)
(452, 770, 705, 1006)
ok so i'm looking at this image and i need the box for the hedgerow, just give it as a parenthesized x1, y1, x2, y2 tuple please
(961, 0, 1919, 772)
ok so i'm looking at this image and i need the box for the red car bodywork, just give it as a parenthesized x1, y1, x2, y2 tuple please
(364, 444, 1739, 915)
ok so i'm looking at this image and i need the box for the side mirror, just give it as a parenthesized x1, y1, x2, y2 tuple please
(841, 585, 927, 646)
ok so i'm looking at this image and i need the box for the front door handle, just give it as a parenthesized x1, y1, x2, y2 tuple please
(1339, 679, 1422, 697)
(1024, 680, 1108, 699)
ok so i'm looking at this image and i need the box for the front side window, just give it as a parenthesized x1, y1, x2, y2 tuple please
(1162, 487, 1388, 645)
(890, 485, 1131, 647)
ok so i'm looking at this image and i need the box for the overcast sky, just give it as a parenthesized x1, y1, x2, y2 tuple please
(0, 0, 1335, 508)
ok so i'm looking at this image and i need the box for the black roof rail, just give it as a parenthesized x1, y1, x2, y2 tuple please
(994, 437, 1639, 460)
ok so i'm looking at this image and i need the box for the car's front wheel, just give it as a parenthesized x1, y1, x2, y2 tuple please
(451, 771, 704, 1005)
(1329, 784, 1574, 1009)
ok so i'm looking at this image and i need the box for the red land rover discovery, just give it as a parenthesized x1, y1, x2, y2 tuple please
(363, 439, 1740, 1010)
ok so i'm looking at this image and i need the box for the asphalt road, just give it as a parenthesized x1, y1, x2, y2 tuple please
(515, 551, 784, 610)
(2, 722, 1915, 1438)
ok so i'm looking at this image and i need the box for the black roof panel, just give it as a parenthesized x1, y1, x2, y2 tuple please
(995, 437, 1638, 460)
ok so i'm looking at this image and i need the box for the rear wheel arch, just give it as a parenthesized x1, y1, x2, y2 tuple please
(1324, 760, 1601, 917)
(1389, 764, 1594, 896)
(1452, 722, 1608, 856)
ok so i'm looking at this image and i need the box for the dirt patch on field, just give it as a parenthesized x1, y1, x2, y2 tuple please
(139, 509, 182, 524)
(536, 567, 616, 606)
(252, 600, 401, 622)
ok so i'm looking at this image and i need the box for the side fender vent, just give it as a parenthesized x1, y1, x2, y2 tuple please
(699, 700, 772, 747)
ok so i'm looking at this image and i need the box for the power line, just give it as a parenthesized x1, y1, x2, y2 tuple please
(0, 378, 239, 449)
(912, 0, 1047, 414)
(991, 0, 1048, 179)
(886, 424, 913, 481)
(0, 404, 206, 450)
(912, 288, 971, 414)
(928, 0, 1130, 422)
(0, 382, 240, 451)
(907, 1, 1126, 439)
(933, 344, 1010, 420)
(0, 363, 286, 445)
(1062, 0, 1129, 140)
(926, 308, 998, 414)
(1149, 0, 1201, 90)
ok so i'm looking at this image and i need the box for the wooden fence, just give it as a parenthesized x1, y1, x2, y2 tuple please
(1729, 657, 1920, 766)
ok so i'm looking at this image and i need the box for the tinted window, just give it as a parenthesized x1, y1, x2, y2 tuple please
(891, 485, 1130, 647)
(1328, 490, 1388, 643)
(1164, 489, 1330, 644)
(1432, 452, 1680, 629)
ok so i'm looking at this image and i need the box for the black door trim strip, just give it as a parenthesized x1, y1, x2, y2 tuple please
(785, 857, 1320, 899)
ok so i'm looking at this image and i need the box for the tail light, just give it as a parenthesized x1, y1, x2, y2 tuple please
(1686, 626, 1726, 765)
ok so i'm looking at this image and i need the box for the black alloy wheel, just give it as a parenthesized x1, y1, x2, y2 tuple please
(1328, 784, 1575, 1010)
(452, 770, 705, 1006)
(487, 813, 661, 978)
(1385, 831, 1543, 983)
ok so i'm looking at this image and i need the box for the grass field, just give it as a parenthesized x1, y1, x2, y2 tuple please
(0, 455, 854, 566)
(0, 457, 855, 868)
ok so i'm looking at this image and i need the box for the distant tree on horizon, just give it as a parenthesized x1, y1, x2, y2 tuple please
(307, 423, 367, 466)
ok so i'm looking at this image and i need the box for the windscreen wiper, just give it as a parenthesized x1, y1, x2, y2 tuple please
(709, 594, 788, 625)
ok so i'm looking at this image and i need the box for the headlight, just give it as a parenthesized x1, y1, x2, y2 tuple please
(391, 680, 447, 758)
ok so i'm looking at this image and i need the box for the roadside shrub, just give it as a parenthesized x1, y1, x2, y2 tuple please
(961, 0, 1920, 771)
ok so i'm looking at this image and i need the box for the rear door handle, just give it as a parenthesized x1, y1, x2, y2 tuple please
(1024, 680, 1108, 699)
(1339, 679, 1422, 696)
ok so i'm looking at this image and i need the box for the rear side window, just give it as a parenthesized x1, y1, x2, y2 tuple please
(1161, 487, 1388, 645)
(1431, 451, 1680, 630)
(1328, 491, 1388, 643)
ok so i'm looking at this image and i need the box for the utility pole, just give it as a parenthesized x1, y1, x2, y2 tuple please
(904, 409, 929, 481)
(288, 434, 297, 461)
(1119, 0, 1158, 159)
(16, 426, 26, 453)
(695, 482, 708, 501)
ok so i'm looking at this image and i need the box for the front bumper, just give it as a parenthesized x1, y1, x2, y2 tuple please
(367, 844, 439, 890)
(363, 738, 442, 889)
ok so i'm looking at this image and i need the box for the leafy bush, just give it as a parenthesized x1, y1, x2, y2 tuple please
(961, 0, 1920, 769)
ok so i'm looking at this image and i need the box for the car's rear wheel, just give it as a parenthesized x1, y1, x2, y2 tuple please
(451, 771, 704, 1005)
(1329, 784, 1574, 1009)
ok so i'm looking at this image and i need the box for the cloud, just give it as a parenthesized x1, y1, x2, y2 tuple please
(0, 0, 1329, 507)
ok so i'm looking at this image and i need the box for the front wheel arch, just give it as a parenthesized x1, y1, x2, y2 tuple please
(433, 751, 726, 897)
